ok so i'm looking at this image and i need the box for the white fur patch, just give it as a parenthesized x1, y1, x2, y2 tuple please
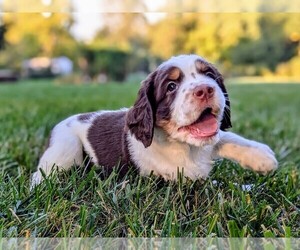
(127, 128, 214, 180)
(31, 112, 99, 188)
(158, 54, 206, 74)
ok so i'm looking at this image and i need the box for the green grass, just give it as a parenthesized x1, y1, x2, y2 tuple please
(0, 80, 299, 237)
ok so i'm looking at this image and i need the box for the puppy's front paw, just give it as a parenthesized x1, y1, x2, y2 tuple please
(240, 143, 278, 174)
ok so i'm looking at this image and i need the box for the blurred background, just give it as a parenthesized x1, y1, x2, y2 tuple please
(0, 0, 300, 84)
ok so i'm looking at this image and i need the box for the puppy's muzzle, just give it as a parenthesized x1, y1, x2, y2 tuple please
(193, 84, 215, 103)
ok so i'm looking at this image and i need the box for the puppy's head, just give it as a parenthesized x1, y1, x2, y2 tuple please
(126, 54, 231, 147)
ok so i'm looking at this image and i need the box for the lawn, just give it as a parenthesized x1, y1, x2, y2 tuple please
(0, 80, 299, 237)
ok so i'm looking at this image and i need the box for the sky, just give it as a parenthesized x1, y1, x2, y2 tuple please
(0, 0, 167, 41)
(70, 0, 166, 41)
(70, 0, 103, 41)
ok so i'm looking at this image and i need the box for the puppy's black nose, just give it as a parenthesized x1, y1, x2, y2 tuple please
(193, 84, 215, 101)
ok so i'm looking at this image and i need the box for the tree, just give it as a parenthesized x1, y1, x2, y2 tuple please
(183, 14, 261, 62)
(0, 24, 7, 50)
(90, 1, 151, 76)
(148, 14, 193, 59)
(1, 0, 78, 69)
(229, 14, 299, 74)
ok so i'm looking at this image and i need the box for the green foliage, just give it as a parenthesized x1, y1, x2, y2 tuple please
(149, 15, 191, 59)
(0, 24, 7, 50)
(146, 13, 300, 77)
(0, 80, 299, 237)
(229, 16, 298, 75)
(276, 56, 300, 77)
(81, 48, 129, 81)
(81, 48, 151, 81)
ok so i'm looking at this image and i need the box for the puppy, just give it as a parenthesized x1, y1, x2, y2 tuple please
(31, 54, 278, 187)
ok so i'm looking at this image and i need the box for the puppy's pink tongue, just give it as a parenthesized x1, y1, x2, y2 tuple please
(188, 114, 218, 138)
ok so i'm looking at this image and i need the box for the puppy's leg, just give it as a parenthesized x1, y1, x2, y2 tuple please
(31, 118, 83, 189)
(213, 131, 278, 173)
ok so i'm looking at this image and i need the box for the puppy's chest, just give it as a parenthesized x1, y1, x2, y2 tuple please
(128, 134, 213, 180)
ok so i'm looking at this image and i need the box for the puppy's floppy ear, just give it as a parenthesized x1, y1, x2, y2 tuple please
(209, 63, 232, 130)
(126, 71, 156, 148)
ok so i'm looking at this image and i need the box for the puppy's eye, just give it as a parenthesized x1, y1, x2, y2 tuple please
(205, 71, 215, 79)
(167, 82, 177, 92)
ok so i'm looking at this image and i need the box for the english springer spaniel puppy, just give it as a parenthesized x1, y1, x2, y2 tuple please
(31, 54, 278, 187)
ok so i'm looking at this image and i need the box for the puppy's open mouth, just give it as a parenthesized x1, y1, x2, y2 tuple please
(178, 107, 218, 138)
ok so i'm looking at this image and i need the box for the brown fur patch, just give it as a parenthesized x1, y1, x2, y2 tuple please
(87, 111, 132, 172)
(78, 112, 95, 122)
(168, 67, 181, 80)
(154, 67, 184, 125)
(126, 72, 156, 148)
(195, 60, 209, 73)
(156, 119, 177, 136)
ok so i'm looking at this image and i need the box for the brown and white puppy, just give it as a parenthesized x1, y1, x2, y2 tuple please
(31, 54, 278, 187)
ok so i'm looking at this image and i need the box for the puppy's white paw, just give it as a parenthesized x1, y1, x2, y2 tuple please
(250, 140, 276, 156)
(240, 143, 278, 174)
